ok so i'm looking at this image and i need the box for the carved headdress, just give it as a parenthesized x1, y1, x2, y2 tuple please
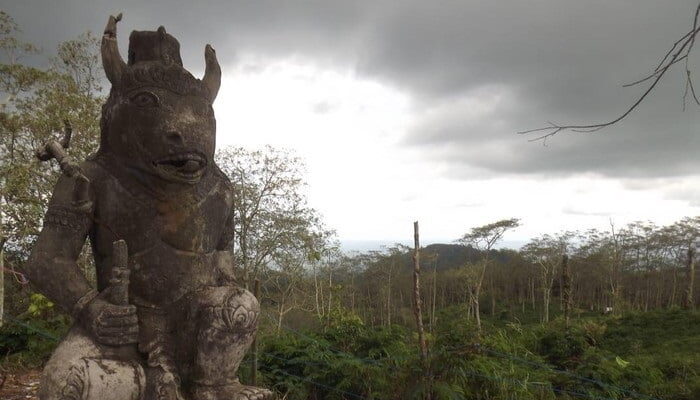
(101, 14, 221, 102)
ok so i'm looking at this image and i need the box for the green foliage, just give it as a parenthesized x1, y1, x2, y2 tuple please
(26, 293, 54, 317)
(245, 308, 699, 400)
(537, 323, 591, 369)
(254, 313, 416, 400)
(429, 308, 555, 400)
(216, 146, 331, 288)
(0, 11, 102, 330)
(0, 293, 69, 369)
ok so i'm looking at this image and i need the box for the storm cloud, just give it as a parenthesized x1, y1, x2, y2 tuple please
(5, 0, 699, 179)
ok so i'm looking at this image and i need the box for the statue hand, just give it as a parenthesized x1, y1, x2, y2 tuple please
(80, 290, 139, 346)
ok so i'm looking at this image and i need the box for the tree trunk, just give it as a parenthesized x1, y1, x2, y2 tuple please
(562, 254, 572, 326)
(240, 232, 250, 288)
(543, 289, 550, 323)
(431, 263, 437, 332)
(669, 269, 677, 308)
(474, 285, 482, 332)
(0, 238, 4, 328)
(489, 279, 496, 317)
(277, 305, 284, 333)
(327, 265, 333, 324)
(351, 273, 356, 312)
(685, 247, 696, 309)
(251, 280, 260, 385)
(313, 264, 322, 319)
(0, 218, 4, 328)
(386, 269, 392, 326)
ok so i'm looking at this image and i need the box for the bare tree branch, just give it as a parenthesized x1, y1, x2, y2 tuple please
(519, 3, 700, 142)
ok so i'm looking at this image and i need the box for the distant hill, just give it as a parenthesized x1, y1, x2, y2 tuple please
(340, 239, 525, 254)
(340, 242, 522, 273)
(421, 243, 520, 271)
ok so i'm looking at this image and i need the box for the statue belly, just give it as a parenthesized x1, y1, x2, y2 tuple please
(128, 240, 218, 307)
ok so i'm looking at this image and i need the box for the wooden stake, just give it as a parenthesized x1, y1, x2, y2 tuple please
(412, 221, 429, 397)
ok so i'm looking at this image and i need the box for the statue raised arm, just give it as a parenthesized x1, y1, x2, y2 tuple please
(27, 14, 273, 400)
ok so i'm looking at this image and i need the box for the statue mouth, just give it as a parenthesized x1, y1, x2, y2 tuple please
(153, 152, 207, 183)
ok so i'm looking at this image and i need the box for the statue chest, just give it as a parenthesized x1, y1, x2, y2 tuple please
(91, 173, 232, 255)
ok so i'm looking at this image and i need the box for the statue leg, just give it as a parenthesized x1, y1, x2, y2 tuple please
(38, 326, 145, 400)
(176, 286, 274, 400)
(137, 306, 186, 400)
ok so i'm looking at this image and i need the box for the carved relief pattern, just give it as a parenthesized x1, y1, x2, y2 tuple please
(44, 205, 90, 232)
(206, 289, 259, 336)
(118, 63, 208, 98)
(59, 361, 89, 400)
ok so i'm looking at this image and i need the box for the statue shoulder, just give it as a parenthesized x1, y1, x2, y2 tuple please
(81, 156, 109, 182)
(212, 165, 234, 198)
(79, 155, 119, 193)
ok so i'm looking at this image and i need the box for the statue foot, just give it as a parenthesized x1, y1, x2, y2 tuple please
(192, 383, 274, 400)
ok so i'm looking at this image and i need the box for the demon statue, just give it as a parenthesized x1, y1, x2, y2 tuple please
(26, 14, 274, 400)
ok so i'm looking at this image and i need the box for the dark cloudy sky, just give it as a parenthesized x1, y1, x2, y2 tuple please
(5, 0, 700, 244)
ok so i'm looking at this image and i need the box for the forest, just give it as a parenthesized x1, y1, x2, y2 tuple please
(0, 10, 699, 400)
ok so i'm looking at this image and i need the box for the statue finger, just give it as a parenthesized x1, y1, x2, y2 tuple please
(98, 336, 138, 346)
(104, 304, 137, 317)
(123, 333, 139, 344)
(98, 314, 138, 327)
(98, 331, 139, 346)
(97, 335, 126, 346)
(97, 324, 139, 337)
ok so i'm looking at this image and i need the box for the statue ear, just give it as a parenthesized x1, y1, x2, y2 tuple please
(202, 44, 221, 102)
(102, 13, 127, 85)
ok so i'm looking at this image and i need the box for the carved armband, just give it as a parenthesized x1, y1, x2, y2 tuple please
(44, 205, 92, 232)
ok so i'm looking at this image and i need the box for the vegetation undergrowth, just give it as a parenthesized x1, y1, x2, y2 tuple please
(243, 307, 699, 400)
(2, 302, 699, 399)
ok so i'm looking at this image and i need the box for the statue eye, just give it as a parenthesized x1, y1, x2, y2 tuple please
(131, 91, 160, 108)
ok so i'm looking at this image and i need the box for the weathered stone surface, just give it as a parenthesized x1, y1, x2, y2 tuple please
(26, 13, 274, 400)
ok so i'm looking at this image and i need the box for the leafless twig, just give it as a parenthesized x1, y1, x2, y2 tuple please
(519, 2, 700, 142)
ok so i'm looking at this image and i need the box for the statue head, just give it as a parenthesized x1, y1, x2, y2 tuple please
(99, 14, 221, 185)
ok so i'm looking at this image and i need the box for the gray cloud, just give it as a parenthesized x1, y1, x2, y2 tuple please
(4, 0, 699, 178)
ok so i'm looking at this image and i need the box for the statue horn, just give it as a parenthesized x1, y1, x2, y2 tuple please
(102, 13, 127, 84)
(202, 44, 221, 102)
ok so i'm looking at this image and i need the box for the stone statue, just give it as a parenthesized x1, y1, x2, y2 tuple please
(26, 14, 274, 400)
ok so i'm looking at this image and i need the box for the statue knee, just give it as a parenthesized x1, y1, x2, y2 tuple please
(52, 358, 145, 400)
(196, 286, 259, 336)
(39, 327, 146, 400)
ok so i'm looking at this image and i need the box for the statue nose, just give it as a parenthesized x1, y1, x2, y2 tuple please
(165, 131, 184, 145)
